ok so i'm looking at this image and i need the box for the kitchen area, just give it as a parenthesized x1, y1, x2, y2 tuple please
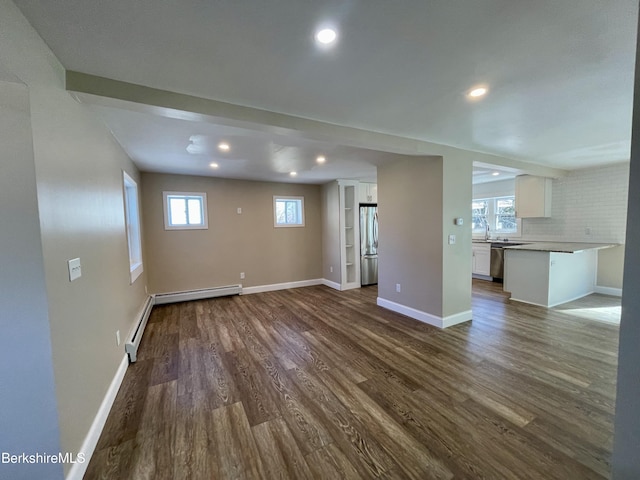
(472, 165, 627, 311)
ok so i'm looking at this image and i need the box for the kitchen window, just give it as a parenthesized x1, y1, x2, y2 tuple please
(472, 196, 519, 235)
(123, 172, 143, 283)
(273, 196, 305, 227)
(163, 192, 208, 230)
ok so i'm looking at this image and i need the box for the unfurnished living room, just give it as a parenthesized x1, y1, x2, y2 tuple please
(1, 1, 640, 479)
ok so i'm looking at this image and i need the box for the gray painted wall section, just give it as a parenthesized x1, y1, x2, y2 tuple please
(0, 80, 63, 479)
(612, 9, 640, 478)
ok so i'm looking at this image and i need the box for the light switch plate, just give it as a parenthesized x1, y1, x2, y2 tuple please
(68, 258, 82, 281)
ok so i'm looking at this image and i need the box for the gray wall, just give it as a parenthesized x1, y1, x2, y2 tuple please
(378, 156, 445, 316)
(612, 10, 640, 477)
(1, 2, 148, 476)
(442, 155, 473, 317)
(141, 173, 323, 293)
(321, 181, 341, 285)
(0, 79, 63, 480)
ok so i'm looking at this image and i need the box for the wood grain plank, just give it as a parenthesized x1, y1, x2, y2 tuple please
(210, 402, 266, 479)
(85, 280, 617, 479)
(252, 417, 314, 480)
(305, 443, 365, 480)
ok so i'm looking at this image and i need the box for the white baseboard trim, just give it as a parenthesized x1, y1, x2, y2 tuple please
(442, 309, 474, 328)
(594, 286, 623, 297)
(376, 297, 471, 329)
(472, 274, 493, 281)
(242, 278, 323, 295)
(321, 278, 342, 290)
(66, 354, 129, 480)
(510, 290, 595, 308)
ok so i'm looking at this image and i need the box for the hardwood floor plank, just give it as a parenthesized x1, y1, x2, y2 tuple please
(251, 353, 333, 455)
(251, 417, 314, 480)
(209, 402, 266, 479)
(318, 368, 454, 480)
(150, 332, 179, 386)
(288, 366, 396, 477)
(83, 439, 136, 480)
(173, 390, 217, 480)
(225, 347, 281, 427)
(128, 380, 177, 480)
(85, 281, 618, 479)
(305, 443, 365, 480)
(93, 359, 154, 450)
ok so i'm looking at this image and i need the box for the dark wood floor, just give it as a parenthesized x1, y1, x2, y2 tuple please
(85, 280, 619, 479)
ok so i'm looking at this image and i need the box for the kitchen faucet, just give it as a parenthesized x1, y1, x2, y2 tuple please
(485, 224, 491, 241)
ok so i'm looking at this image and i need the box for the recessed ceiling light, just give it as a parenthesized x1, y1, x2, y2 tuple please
(315, 28, 337, 45)
(290, 171, 297, 177)
(210, 162, 219, 168)
(468, 86, 488, 98)
(316, 155, 326, 164)
(218, 142, 230, 152)
(492, 171, 500, 176)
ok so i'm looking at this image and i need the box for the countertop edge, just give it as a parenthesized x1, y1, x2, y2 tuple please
(503, 242, 619, 253)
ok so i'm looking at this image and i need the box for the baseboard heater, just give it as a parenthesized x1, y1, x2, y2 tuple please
(125, 295, 155, 363)
(125, 285, 241, 363)
(153, 284, 242, 305)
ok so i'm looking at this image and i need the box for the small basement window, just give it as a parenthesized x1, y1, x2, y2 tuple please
(273, 196, 305, 227)
(163, 192, 208, 230)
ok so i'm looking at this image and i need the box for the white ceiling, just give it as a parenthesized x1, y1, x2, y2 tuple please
(14, 0, 638, 183)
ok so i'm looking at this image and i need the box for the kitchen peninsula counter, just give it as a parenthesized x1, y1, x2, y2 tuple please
(503, 242, 618, 307)
(503, 242, 617, 253)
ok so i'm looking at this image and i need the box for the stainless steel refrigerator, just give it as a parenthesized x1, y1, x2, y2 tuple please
(360, 205, 378, 285)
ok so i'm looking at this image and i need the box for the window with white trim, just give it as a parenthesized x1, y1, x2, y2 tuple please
(472, 195, 518, 235)
(273, 196, 305, 227)
(163, 192, 208, 230)
(123, 172, 143, 283)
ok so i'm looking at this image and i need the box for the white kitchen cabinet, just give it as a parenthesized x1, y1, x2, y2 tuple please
(359, 183, 378, 204)
(472, 243, 491, 276)
(515, 175, 552, 218)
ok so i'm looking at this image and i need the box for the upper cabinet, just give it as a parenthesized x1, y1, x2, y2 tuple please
(515, 175, 552, 218)
(359, 183, 378, 204)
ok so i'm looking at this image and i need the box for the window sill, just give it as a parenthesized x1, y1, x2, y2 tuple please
(130, 262, 144, 284)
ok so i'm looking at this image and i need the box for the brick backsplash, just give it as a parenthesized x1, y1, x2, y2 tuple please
(521, 163, 629, 243)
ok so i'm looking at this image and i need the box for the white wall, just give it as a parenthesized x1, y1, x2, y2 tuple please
(472, 178, 516, 199)
(521, 163, 629, 244)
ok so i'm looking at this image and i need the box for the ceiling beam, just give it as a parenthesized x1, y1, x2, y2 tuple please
(66, 70, 568, 179)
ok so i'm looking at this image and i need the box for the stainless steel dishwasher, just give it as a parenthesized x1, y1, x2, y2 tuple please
(490, 245, 504, 279)
(490, 242, 526, 280)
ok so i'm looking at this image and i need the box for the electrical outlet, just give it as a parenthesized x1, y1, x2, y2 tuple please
(396, 283, 401, 293)
(240, 272, 245, 279)
(330, 266, 333, 273)
(585, 227, 591, 235)
(237, 207, 242, 214)
(116, 330, 121, 347)
(448, 234, 456, 245)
